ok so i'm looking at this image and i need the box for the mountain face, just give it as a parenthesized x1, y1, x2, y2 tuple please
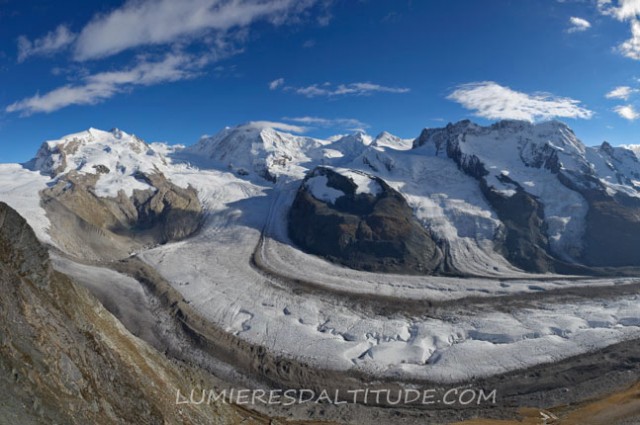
(288, 167, 443, 274)
(182, 122, 327, 182)
(410, 120, 640, 272)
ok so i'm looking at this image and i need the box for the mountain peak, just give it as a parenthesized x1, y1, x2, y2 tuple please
(372, 131, 413, 150)
(182, 123, 326, 182)
(109, 127, 125, 139)
(26, 127, 169, 197)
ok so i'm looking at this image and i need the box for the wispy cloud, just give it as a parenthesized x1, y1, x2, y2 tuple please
(245, 120, 308, 133)
(17, 25, 76, 62)
(6, 52, 203, 115)
(302, 39, 316, 48)
(72, 0, 325, 61)
(275, 81, 410, 98)
(269, 77, 285, 90)
(606, 85, 637, 99)
(614, 104, 640, 119)
(598, 0, 640, 60)
(448, 81, 593, 122)
(619, 18, 640, 59)
(567, 16, 592, 32)
(9, 0, 331, 115)
(283, 116, 369, 132)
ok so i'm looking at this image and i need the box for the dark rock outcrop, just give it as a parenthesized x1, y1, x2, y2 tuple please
(480, 178, 553, 273)
(288, 167, 444, 274)
(480, 177, 587, 275)
(558, 171, 640, 268)
(0, 203, 51, 286)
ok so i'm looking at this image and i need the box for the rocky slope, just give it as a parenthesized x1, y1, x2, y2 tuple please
(288, 167, 443, 274)
(0, 202, 257, 424)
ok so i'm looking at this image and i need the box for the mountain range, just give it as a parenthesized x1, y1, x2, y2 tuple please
(7, 119, 640, 276)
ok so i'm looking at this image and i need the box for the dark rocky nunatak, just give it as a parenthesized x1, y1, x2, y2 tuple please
(288, 167, 444, 274)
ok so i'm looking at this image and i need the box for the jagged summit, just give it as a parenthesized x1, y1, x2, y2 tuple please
(406, 119, 640, 270)
(412, 119, 638, 193)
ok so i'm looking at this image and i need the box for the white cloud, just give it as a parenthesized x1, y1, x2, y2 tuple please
(447, 81, 594, 122)
(283, 116, 369, 131)
(6, 52, 202, 115)
(614, 104, 640, 119)
(269, 78, 285, 90)
(606, 85, 637, 99)
(17, 25, 76, 62)
(598, 0, 640, 21)
(279, 81, 410, 97)
(598, 0, 640, 60)
(9, 0, 331, 115)
(619, 19, 640, 59)
(567, 16, 592, 32)
(73, 0, 322, 61)
(245, 121, 308, 133)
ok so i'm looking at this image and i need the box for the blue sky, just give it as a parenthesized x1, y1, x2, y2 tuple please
(2, 0, 640, 162)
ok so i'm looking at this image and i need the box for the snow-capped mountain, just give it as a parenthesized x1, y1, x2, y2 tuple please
(406, 119, 640, 271)
(5, 118, 640, 274)
(174, 118, 640, 274)
(27, 127, 174, 197)
(182, 122, 328, 182)
(17, 127, 202, 261)
(409, 120, 592, 269)
(370, 131, 413, 150)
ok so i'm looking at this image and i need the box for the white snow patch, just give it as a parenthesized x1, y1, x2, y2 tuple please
(340, 170, 382, 196)
(305, 175, 345, 203)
